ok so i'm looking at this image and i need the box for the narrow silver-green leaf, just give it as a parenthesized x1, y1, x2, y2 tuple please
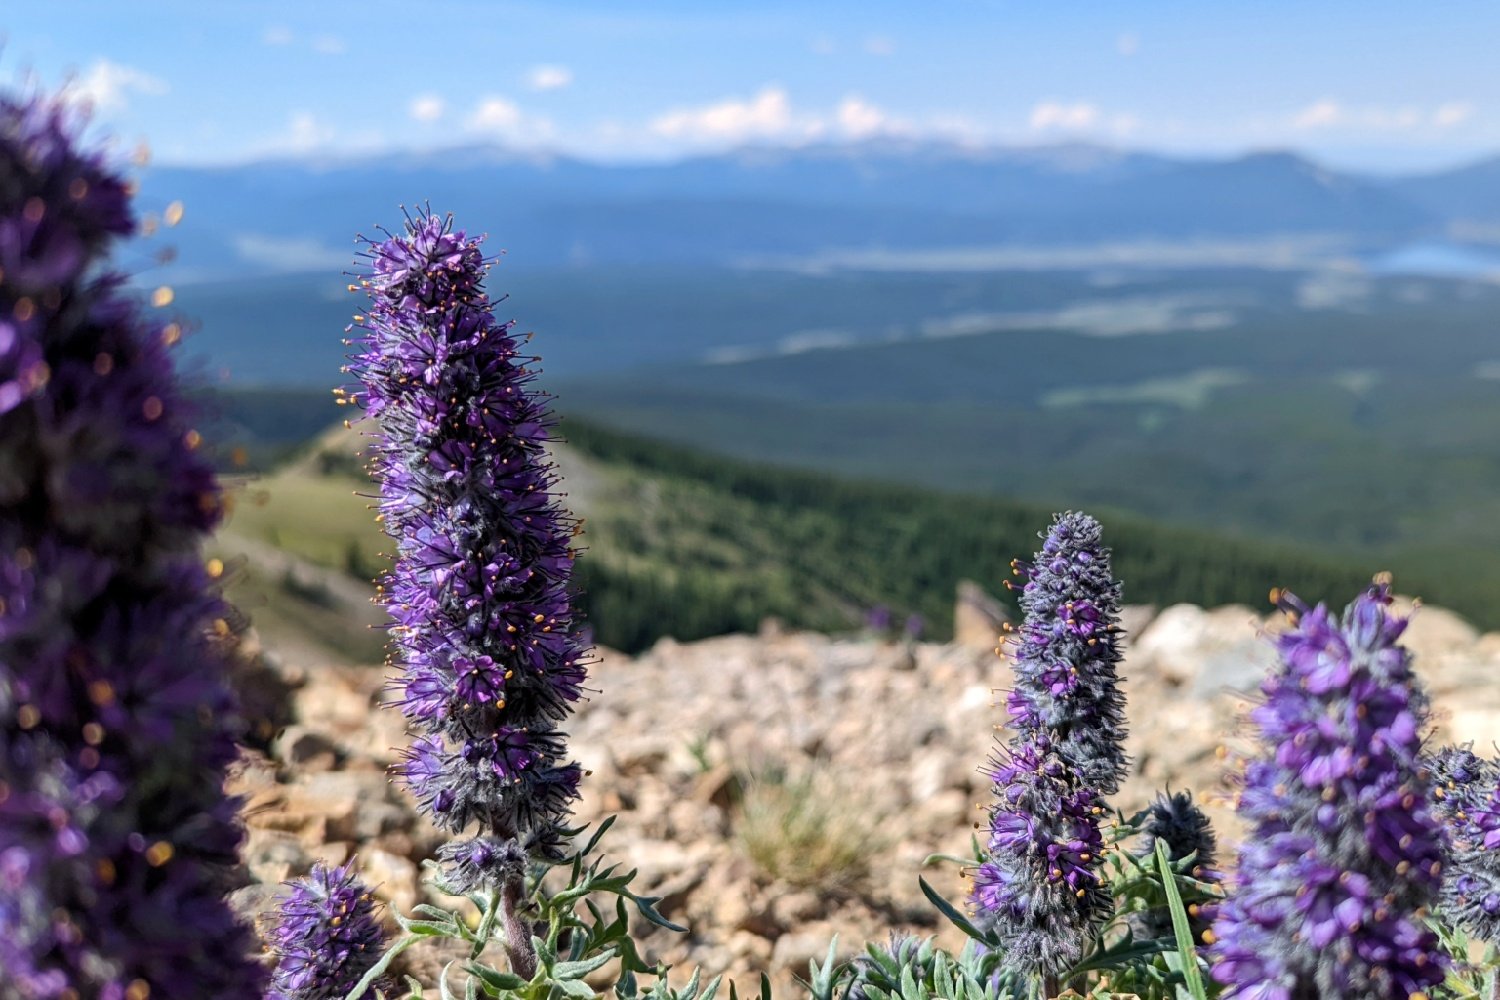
(1155, 839, 1209, 1000)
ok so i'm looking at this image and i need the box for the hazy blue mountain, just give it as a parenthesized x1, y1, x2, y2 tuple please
(138, 140, 1456, 281)
(1392, 155, 1500, 227)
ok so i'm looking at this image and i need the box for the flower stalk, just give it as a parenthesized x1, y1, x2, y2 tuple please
(348, 210, 588, 974)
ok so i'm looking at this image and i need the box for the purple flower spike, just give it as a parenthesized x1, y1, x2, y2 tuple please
(1426, 744, 1500, 941)
(0, 88, 262, 997)
(1006, 511, 1128, 796)
(1210, 581, 1447, 998)
(971, 512, 1124, 983)
(266, 861, 385, 1000)
(970, 733, 1109, 978)
(348, 210, 588, 895)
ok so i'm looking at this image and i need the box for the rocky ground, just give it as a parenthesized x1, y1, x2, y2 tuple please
(227, 588, 1500, 994)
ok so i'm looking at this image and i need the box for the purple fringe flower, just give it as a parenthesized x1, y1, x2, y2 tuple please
(348, 210, 588, 894)
(1006, 511, 1128, 796)
(1427, 744, 1500, 940)
(1210, 582, 1447, 999)
(0, 89, 262, 996)
(266, 861, 385, 1000)
(971, 733, 1110, 978)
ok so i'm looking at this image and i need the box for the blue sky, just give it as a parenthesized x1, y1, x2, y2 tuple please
(8, 1, 1500, 171)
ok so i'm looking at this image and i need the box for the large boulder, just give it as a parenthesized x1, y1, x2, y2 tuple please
(953, 580, 1009, 650)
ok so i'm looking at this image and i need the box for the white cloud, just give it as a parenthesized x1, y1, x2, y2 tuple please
(311, 35, 346, 55)
(1293, 98, 1476, 132)
(1293, 98, 1343, 129)
(469, 96, 522, 130)
(409, 94, 446, 122)
(526, 65, 573, 91)
(1435, 101, 1476, 128)
(810, 36, 836, 55)
(1029, 101, 1102, 131)
(864, 36, 895, 56)
(464, 96, 556, 143)
(283, 111, 334, 152)
(262, 25, 294, 46)
(65, 59, 168, 113)
(1117, 32, 1139, 56)
(836, 95, 890, 138)
(650, 86, 805, 142)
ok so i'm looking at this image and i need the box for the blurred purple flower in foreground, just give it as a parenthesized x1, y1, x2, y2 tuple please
(0, 88, 261, 996)
(1211, 581, 1446, 999)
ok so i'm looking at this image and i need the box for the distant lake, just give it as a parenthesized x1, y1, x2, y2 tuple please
(1364, 241, 1500, 278)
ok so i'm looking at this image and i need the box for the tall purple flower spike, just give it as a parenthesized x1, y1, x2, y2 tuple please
(1006, 511, 1128, 797)
(0, 89, 262, 996)
(1210, 581, 1447, 999)
(348, 210, 588, 974)
(970, 511, 1124, 982)
(266, 861, 385, 1000)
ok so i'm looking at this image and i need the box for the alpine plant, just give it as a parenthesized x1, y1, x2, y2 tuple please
(347, 210, 587, 973)
(0, 88, 262, 996)
(1426, 744, 1500, 941)
(1210, 581, 1447, 999)
(1005, 511, 1128, 796)
(969, 512, 1125, 982)
(265, 861, 385, 1000)
(970, 733, 1110, 981)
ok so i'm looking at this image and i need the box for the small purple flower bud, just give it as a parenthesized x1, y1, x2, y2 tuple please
(266, 861, 385, 1000)
(1210, 581, 1447, 998)
(1133, 790, 1220, 941)
(0, 86, 262, 997)
(1006, 512, 1128, 796)
(349, 210, 588, 894)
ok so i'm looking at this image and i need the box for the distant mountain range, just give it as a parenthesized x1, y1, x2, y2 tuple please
(137, 140, 1500, 281)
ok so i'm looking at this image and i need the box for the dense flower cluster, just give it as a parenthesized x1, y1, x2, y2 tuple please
(266, 861, 385, 1000)
(1005, 511, 1128, 796)
(971, 735, 1110, 978)
(972, 512, 1125, 982)
(1210, 582, 1447, 998)
(349, 210, 588, 893)
(0, 90, 261, 996)
(1427, 744, 1500, 940)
